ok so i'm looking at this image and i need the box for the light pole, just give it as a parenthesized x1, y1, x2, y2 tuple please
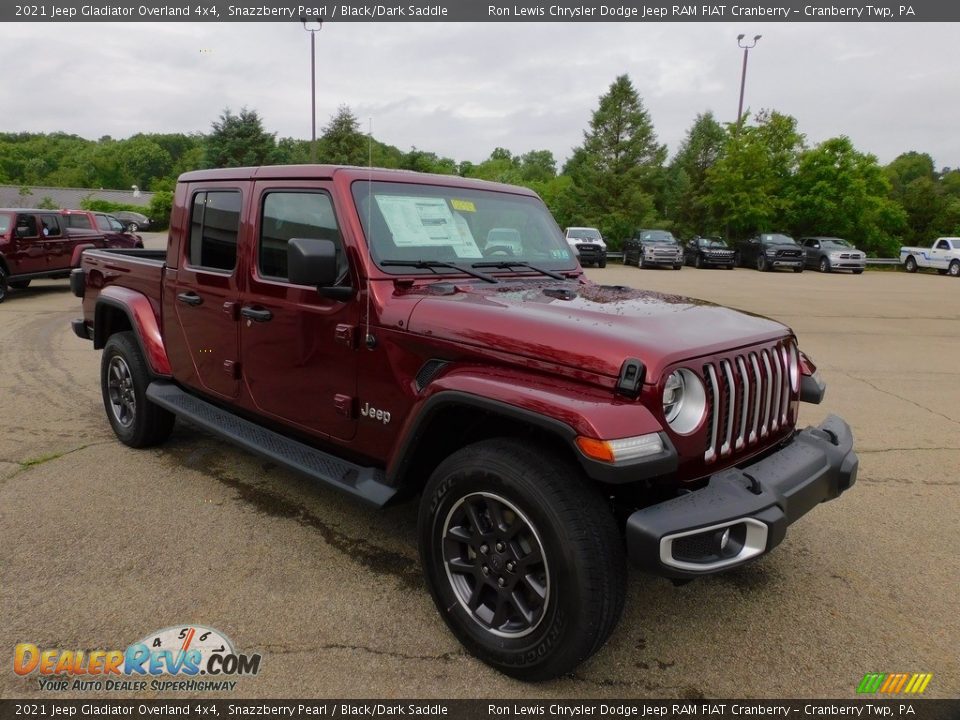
(736, 34, 761, 127)
(301, 17, 324, 163)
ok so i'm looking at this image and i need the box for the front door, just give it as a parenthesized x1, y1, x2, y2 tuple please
(9, 214, 47, 275)
(239, 183, 359, 441)
(167, 189, 243, 399)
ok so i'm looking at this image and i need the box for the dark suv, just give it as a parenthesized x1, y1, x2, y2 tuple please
(735, 233, 804, 272)
(684, 236, 735, 269)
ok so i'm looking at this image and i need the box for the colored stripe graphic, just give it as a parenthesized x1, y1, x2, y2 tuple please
(857, 673, 932, 694)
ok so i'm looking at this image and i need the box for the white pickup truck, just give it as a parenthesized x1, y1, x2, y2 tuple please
(900, 237, 960, 276)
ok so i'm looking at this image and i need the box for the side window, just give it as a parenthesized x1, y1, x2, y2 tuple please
(67, 214, 93, 230)
(109, 217, 125, 232)
(188, 190, 241, 271)
(40, 214, 62, 237)
(16, 215, 38, 237)
(936, 239, 949, 250)
(95, 215, 111, 231)
(258, 191, 345, 281)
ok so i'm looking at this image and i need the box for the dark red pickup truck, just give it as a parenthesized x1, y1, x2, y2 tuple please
(71, 166, 858, 680)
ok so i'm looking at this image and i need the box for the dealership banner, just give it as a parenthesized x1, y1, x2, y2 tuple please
(2, 700, 960, 720)
(4, 0, 960, 22)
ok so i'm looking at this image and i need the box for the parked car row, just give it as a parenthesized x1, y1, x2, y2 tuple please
(574, 228, 867, 274)
(0, 207, 144, 302)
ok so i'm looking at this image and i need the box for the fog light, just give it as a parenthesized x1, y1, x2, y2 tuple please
(719, 527, 731, 551)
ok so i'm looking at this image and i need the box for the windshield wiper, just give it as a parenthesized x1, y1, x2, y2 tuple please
(471, 260, 567, 280)
(380, 259, 499, 284)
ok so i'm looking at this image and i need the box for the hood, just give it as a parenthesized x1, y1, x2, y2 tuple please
(403, 281, 789, 381)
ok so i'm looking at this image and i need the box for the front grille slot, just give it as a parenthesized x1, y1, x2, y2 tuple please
(702, 341, 795, 464)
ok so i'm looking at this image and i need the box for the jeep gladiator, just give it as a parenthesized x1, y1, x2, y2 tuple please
(71, 166, 858, 680)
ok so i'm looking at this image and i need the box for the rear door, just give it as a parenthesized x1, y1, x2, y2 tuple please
(167, 188, 243, 399)
(238, 182, 359, 441)
(9, 214, 46, 275)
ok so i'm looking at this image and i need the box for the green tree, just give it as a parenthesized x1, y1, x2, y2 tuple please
(787, 136, 906, 256)
(119, 136, 173, 190)
(705, 110, 803, 238)
(568, 75, 667, 245)
(205, 107, 276, 168)
(148, 191, 174, 230)
(518, 150, 557, 183)
(320, 105, 367, 166)
(663, 111, 726, 236)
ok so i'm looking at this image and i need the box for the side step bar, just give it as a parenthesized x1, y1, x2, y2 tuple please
(146, 381, 396, 507)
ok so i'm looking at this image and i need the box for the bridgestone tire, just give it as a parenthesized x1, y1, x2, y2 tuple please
(418, 438, 626, 681)
(101, 331, 175, 448)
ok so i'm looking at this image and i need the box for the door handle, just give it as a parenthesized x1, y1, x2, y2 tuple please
(241, 306, 273, 322)
(177, 292, 203, 306)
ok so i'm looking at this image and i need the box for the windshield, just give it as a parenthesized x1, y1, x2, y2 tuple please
(639, 230, 677, 245)
(351, 181, 576, 274)
(567, 228, 601, 240)
(698, 238, 727, 248)
(761, 234, 796, 246)
(821, 238, 852, 248)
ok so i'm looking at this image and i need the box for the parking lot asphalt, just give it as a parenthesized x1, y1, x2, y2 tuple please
(1, 241, 958, 699)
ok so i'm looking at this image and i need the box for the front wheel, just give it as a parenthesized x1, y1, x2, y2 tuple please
(819, 257, 830, 273)
(694, 255, 703, 269)
(673, 263, 682, 270)
(101, 332, 175, 448)
(905, 256, 918, 273)
(793, 266, 804, 273)
(418, 438, 625, 681)
(127, 222, 139, 233)
(757, 255, 768, 272)
(598, 258, 607, 268)
(949, 260, 960, 277)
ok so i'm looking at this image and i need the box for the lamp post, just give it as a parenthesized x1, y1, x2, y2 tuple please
(736, 34, 761, 127)
(301, 17, 324, 163)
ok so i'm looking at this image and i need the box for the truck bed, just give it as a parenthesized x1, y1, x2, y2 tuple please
(78, 248, 167, 322)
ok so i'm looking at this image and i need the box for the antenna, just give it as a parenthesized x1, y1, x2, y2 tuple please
(364, 117, 375, 349)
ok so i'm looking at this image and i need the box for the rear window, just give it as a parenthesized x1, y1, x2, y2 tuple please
(188, 190, 241, 271)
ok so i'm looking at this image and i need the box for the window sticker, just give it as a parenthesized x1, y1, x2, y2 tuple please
(375, 195, 482, 259)
(451, 199, 476, 213)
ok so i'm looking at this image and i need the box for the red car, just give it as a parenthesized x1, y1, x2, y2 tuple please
(71, 166, 858, 680)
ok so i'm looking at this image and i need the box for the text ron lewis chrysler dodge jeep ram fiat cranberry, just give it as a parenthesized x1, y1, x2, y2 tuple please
(71, 166, 858, 681)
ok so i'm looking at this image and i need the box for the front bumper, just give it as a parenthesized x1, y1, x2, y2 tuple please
(575, 244, 607, 264)
(702, 254, 735, 266)
(626, 414, 857, 578)
(771, 257, 804, 268)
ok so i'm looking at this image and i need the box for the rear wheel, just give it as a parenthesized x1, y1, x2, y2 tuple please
(949, 260, 960, 277)
(101, 332, 175, 448)
(419, 438, 625, 681)
(819, 257, 831, 273)
(127, 222, 139, 233)
(905, 256, 918, 273)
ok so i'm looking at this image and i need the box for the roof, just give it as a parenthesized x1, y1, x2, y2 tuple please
(0, 184, 154, 210)
(177, 165, 539, 197)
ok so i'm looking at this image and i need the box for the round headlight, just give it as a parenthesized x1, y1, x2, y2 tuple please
(662, 368, 707, 434)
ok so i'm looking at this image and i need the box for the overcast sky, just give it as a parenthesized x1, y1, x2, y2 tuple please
(2, 22, 957, 169)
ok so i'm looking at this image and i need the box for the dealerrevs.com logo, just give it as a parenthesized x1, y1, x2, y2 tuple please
(14, 625, 261, 692)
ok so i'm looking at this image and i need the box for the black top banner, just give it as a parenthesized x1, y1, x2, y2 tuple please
(3, 0, 960, 22)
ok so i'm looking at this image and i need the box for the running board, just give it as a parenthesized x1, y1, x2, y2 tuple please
(146, 381, 396, 507)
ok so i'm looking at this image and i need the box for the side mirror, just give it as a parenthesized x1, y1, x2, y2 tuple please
(287, 238, 352, 300)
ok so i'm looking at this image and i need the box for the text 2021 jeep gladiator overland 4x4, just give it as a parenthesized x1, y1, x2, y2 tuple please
(71, 166, 858, 680)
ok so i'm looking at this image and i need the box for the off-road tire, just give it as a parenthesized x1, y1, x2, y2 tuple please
(418, 438, 626, 681)
(101, 332, 175, 448)
(905, 256, 918, 273)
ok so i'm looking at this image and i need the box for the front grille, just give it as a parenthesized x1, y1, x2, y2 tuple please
(703, 340, 794, 463)
(777, 249, 802, 258)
